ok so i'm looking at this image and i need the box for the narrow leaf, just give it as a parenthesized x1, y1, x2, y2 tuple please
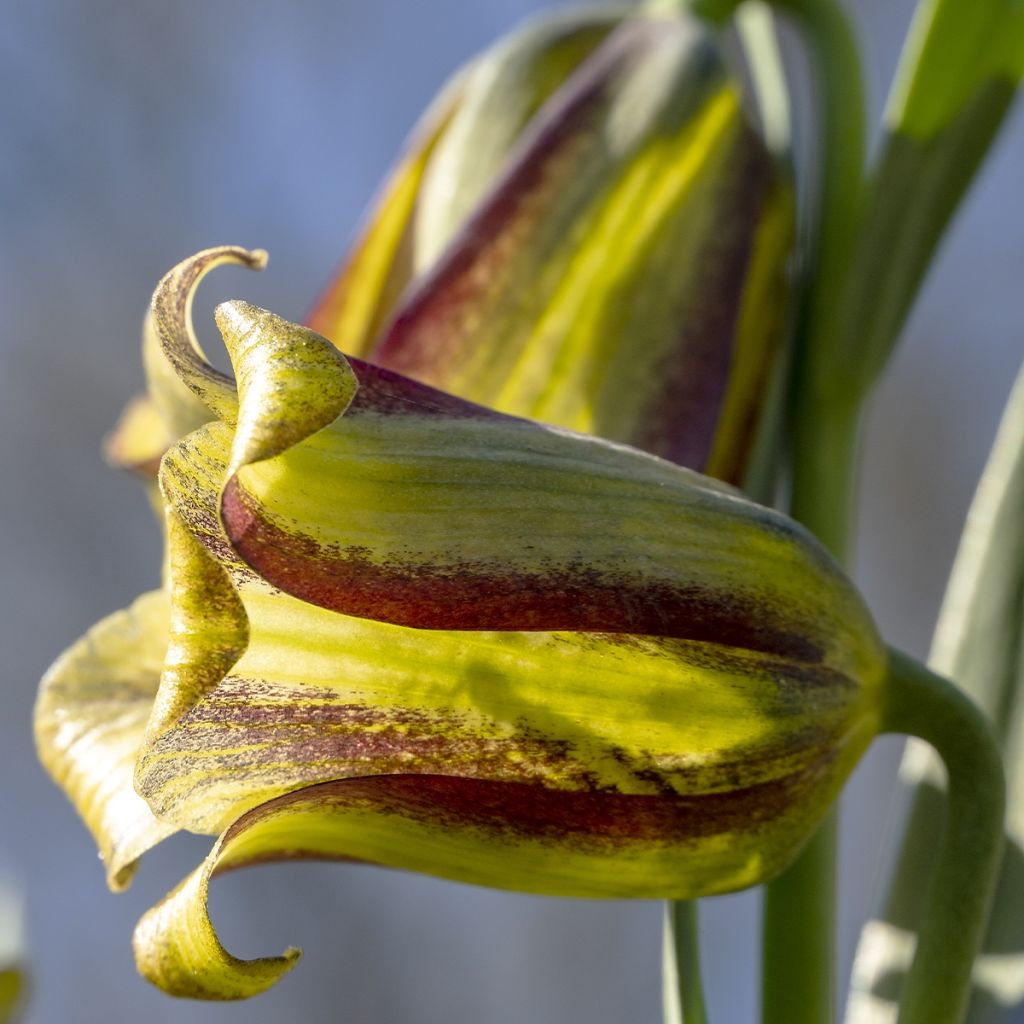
(847, 363, 1024, 1023)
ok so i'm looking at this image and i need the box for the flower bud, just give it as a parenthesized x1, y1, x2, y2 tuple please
(311, 11, 792, 482)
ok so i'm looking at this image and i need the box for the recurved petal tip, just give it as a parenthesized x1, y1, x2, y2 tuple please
(133, 855, 300, 1000)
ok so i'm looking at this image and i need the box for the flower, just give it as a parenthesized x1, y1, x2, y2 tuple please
(38, 4, 802, 1002)
(108, 8, 792, 484)
(38, 249, 884, 999)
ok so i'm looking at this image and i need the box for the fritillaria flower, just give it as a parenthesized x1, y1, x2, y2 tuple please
(36, 5, 817, 1003)
(37, 249, 885, 998)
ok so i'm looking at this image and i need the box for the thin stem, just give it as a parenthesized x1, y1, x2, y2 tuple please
(774, 0, 866, 404)
(761, 397, 859, 1024)
(761, 2, 866, 1019)
(763, 816, 838, 1024)
(663, 901, 709, 1024)
(882, 648, 1005, 1024)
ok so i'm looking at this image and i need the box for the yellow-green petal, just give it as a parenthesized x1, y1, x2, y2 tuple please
(133, 832, 299, 1000)
(148, 246, 266, 426)
(0, 873, 26, 1023)
(307, 9, 622, 349)
(104, 394, 171, 478)
(34, 591, 178, 890)
(136, 278, 884, 851)
(105, 247, 270, 478)
(0, 968, 24, 1024)
(135, 557, 879, 838)
(374, 17, 791, 478)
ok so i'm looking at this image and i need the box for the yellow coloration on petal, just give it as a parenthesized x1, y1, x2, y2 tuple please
(140, 306, 222, 444)
(0, 968, 24, 1024)
(134, 293, 884, 856)
(133, 843, 299, 1000)
(34, 591, 178, 890)
(143, 514, 248, 746)
(107, 249, 268, 477)
(0, 872, 27, 1023)
(195, 301, 876, 678)
(104, 394, 170, 477)
(368, 17, 791, 477)
(135, 568, 880, 838)
(704, 183, 794, 483)
(494, 84, 754, 436)
(214, 302, 357, 478)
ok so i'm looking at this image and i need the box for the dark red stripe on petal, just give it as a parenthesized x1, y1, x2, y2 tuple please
(220, 477, 822, 661)
(224, 761, 835, 858)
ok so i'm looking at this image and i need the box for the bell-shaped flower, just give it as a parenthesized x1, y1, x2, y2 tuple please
(38, 249, 884, 999)
(109, 7, 792, 484)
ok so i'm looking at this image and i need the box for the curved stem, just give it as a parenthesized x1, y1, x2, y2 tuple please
(882, 648, 1005, 1024)
(663, 901, 709, 1024)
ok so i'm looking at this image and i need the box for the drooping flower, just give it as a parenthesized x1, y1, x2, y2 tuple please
(38, 2, 801, 1002)
(38, 249, 885, 998)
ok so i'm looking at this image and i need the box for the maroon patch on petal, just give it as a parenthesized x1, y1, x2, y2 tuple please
(226, 764, 831, 855)
(346, 357, 502, 421)
(221, 477, 821, 662)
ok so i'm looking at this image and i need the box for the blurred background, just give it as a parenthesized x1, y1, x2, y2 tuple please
(1, 1, 1021, 1021)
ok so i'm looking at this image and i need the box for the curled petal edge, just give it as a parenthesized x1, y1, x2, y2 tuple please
(33, 591, 178, 890)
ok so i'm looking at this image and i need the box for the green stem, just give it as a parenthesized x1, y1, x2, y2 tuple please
(763, 816, 838, 1023)
(663, 901, 709, 1024)
(773, 0, 866, 400)
(761, 399, 857, 1024)
(882, 648, 1005, 1024)
(761, 2, 866, 1019)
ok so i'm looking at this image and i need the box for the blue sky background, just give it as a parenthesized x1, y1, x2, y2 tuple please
(1, 1, 1021, 1021)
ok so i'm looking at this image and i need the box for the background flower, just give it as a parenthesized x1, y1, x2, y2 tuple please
(2, 1, 1021, 1021)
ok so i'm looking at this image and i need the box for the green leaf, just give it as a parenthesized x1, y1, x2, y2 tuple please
(887, 0, 1023, 142)
(847, 363, 1024, 1023)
